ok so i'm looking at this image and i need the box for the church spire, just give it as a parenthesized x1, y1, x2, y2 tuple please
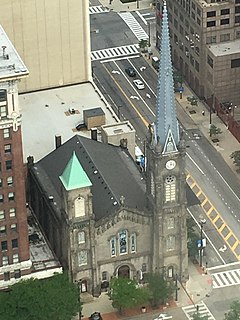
(155, 1, 179, 153)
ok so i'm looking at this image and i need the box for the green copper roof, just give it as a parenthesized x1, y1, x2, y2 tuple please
(59, 151, 92, 191)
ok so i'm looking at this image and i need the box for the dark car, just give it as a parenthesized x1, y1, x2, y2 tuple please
(89, 312, 103, 320)
(125, 66, 136, 77)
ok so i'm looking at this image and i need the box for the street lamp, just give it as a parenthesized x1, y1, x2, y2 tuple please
(199, 219, 206, 267)
(175, 274, 178, 301)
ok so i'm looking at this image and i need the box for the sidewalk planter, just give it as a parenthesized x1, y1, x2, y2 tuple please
(141, 306, 146, 313)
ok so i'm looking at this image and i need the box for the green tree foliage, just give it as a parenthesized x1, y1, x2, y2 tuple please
(0, 273, 80, 320)
(147, 272, 174, 307)
(187, 217, 199, 257)
(230, 150, 240, 169)
(209, 124, 222, 137)
(108, 277, 149, 314)
(224, 300, 240, 320)
(139, 39, 148, 52)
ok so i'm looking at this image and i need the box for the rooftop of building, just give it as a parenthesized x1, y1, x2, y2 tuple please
(209, 39, 240, 57)
(0, 25, 28, 81)
(20, 82, 119, 162)
(101, 121, 135, 136)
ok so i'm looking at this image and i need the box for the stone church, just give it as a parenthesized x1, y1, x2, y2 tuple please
(27, 4, 193, 295)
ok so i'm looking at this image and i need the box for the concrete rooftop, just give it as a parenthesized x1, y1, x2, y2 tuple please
(209, 39, 240, 57)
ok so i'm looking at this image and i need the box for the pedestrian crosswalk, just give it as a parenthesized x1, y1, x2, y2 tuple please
(211, 268, 240, 289)
(118, 12, 149, 41)
(91, 44, 140, 62)
(89, 6, 109, 15)
(182, 301, 215, 320)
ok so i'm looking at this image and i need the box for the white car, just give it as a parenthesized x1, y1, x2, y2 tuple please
(133, 79, 145, 90)
(153, 313, 173, 320)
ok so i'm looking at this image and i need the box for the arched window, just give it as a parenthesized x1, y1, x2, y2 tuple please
(102, 271, 108, 281)
(78, 250, 87, 266)
(110, 236, 116, 257)
(131, 233, 137, 253)
(74, 196, 85, 217)
(165, 175, 176, 202)
(78, 231, 85, 244)
(166, 235, 176, 251)
(119, 230, 127, 254)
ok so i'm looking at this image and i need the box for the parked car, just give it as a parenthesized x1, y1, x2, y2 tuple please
(153, 313, 173, 320)
(125, 66, 136, 77)
(89, 312, 103, 320)
(133, 79, 145, 90)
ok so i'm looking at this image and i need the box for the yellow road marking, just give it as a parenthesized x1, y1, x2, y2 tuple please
(225, 232, 233, 241)
(207, 207, 213, 216)
(212, 214, 220, 224)
(219, 223, 226, 232)
(190, 181, 196, 189)
(201, 198, 208, 207)
(196, 189, 202, 197)
(232, 240, 239, 251)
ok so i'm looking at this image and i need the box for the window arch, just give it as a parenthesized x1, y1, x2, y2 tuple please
(74, 196, 85, 217)
(119, 230, 127, 254)
(78, 231, 85, 244)
(130, 233, 137, 253)
(165, 175, 176, 202)
(110, 236, 116, 257)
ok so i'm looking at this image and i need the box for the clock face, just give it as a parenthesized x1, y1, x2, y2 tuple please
(166, 160, 176, 170)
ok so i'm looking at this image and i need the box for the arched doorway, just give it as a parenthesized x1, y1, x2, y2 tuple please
(118, 265, 130, 278)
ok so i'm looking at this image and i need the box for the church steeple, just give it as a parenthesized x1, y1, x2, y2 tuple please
(155, 1, 179, 152)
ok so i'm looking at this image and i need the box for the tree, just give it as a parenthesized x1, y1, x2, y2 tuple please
(139, 39, 148, 52)
(187, 217, 199, 258)
(108, 277, 149, 314)
(0, 273, 80, 320)
(192, 312, 209, 320)
(224, 300, 240, 320)
(147, 272, 174, 307)
(230, 150, 240, 170)
(209, 124, 222, 137)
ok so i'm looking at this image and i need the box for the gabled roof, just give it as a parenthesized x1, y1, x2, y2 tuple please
(59, 151, 92, 191)
(155, 2, 180, 149)
(34, 135, 147, 221)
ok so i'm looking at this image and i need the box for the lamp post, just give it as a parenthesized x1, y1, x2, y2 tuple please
(175, 274, 178, 301)
(199, 219, 206, 267)
(137, 0, 139, 9)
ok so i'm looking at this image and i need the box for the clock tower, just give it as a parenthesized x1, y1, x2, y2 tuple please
(146, 2, 188, 280)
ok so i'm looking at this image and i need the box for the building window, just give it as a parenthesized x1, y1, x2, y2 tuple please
(4, 272, 10, 281)
(206, 36, 216, 44)
(0, 106, 7, 118)
(8, 192, 15, 201)
(102, 271, 108, 281)
(131, 233, 137, 253)
(197, 7, 201, 16)
(78, 250, 87, 266)
(221, 8, 230, 15)
(14, 269, 21, 279)
(185, 19, 189, 29)
(235, 6, 240, 13)
(0, 194, 3, 203)
(221, 18, 229, 25)
(78, 231, 85, 244)
(231, 58, 240, 68)
(207, 55, 213, 68)
(207, 21, 216, 27)
(13, 253, 19, 263)
(3, 128, 10, 139)
(0, 210, 4, 220)
(4, 144, 11, 154)
(0, 178, 2, 188)
(174, 34, 178, 45)
(191, 12, 195, 20)
(6, 160, 12, 170)
(197, 17, 201, 26)
(235, 15, 240, 23)
(174, 6, 178, 16)
(166, 235, 176, 251)
(180, 13, 184, 21)
(2, 256, 8, 266)
(167, 217, 175, 229)
(207, 11, 216, 17)
(174, 19, 178, 30)
(9, 208, 16, 217)
(220, 33, 230, 42)
(192, 2, 196, 10)
(110, 236, 116, 257)
(142, 263, 147, 273)
(165, 176, 176, 202)
(195, 61, 200, 72)
(7, 176, 13, 187)
(10, 223, 17, 231)
(74, 196, 85, 217)
(190, 55, 194, 66)
(12, 239, 18, 249)
(0, 90, 7, 102)
(119, 230, 127, 254)
(1, 240, 7, 251)
(236, 31, 240, 38)
(0, 225, 6, 235)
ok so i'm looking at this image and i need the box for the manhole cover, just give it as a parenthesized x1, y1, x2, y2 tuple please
(189, 110, 196, 114)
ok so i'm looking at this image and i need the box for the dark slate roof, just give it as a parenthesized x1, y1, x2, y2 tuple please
(35, 135, 147, 221)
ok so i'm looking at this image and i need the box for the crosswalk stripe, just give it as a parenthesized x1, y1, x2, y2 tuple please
(182, 301, 215, 319)
(212, 268, 240, 288)
(89, 6, 109, 14)
(91, 44, 140, 62)
(118, 12, 149, 41)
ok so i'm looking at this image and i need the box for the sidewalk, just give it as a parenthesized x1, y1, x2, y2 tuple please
(98, 0, 153, 12)
(81, 260, 213, 319)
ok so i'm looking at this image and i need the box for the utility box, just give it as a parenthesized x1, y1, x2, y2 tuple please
(83, 107, 105, 130)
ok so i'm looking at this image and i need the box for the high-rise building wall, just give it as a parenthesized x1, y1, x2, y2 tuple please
(0, 26, 31, 286)
(156, 0, 240, 103)
(0, 0, 91, 93)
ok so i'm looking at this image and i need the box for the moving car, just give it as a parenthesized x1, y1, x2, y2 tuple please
(89, 312, 103, 320)
(133, 79, 145, 90)
(153, 313, 173, 320)
(125, 66, 136, 77)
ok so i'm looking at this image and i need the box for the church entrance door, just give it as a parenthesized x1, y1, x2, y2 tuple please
(118, 265, 130, 278)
